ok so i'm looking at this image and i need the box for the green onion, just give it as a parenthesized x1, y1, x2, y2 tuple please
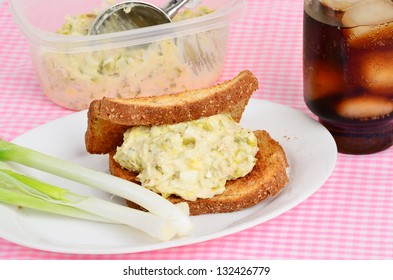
(0, 186, 112, 224)
(0, 162, 103, 222)
(0, 162, 177, 240)
(0, 139, 193, 239)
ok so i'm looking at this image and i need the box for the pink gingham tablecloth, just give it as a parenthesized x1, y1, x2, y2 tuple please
(0, 0, 392, 260)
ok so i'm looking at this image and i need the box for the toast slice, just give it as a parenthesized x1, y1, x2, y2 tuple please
(85, 70, 258, 154)
(85, 100, 130, 154)
(109, 130, 289, 215)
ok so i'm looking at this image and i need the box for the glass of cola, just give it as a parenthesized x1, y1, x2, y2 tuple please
(303, 0, 393, 154)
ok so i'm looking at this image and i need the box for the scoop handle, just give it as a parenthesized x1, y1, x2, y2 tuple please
(162, 0, 191, 18)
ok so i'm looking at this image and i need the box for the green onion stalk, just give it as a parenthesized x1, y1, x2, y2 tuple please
(0, 139, 193, 240)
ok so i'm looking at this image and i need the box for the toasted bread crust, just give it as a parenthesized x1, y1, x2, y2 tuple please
(85, 100, 130, 154)
(109, 130, 289, 215)
(98, 70, 258, 126)
(85, 70, 258, 154)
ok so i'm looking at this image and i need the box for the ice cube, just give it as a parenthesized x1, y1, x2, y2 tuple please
(336, 95, 393, 119)
(305, 61, 346, 100)
(342, 0, 393, 27)
(351, 51, 393, 95)
(319, 0, 364, 11)
(343, 22, 393, 49)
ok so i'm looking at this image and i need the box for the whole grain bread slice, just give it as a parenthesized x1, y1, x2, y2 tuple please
(109, 130, 289, 215)
(85, 100, 130, 154)
(99, 70, 258, 125)
(85, 70, 258, 154)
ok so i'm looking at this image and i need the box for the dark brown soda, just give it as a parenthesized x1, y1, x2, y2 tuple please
(303, 10, 393, 155)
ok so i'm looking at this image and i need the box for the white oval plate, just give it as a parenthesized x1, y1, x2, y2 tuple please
(0, 99, 337, 254)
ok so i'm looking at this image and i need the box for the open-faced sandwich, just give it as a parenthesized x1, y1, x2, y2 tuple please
(85, 70, 289, 215)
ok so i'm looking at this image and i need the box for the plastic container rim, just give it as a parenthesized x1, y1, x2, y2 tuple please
(9, 0, 246, 52)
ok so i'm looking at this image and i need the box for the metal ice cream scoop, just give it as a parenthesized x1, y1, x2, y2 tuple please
(88, 0, 191, 35)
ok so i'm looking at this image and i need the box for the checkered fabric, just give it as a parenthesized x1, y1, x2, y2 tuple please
(0, 0, 392, 259)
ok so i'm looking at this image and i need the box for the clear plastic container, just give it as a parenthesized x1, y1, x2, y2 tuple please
(10, 0, 245, 110)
